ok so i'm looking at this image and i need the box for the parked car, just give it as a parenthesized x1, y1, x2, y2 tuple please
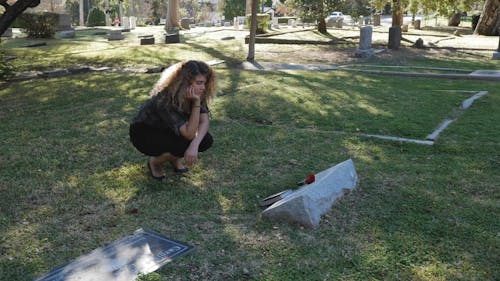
(326, 11, 344, 22)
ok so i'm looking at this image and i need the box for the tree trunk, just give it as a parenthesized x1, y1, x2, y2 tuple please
(246, 0, 252, 16)
(79, 0, 84, 26)
(105, 0, 110, 26)
(247, 0, 258, 62)
(0, 0, 40, 36)
(165, 0, 180, 31)
(448, 12, 461, 26)
(391, 0, 403, 27)
(474, 0, 500, 35)
(318, 18, 327, 33)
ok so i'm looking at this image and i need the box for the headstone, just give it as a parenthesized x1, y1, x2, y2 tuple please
(33, 228, 194, 281)
(335, 18, 343, 28)
(402, 24, 408, 32)
(261, 159, 358, 229)
(140, 35, 155, 45)
(121, 16, 130, 30)
(180, 18, 190, 29)
(57, 14, 72, 31)
(129, 17, 137, 29)
(224, 21, 231, 27)
(358, 26, 372, 49)
(373, 14, 381, 26)
(359, 16, 364, 26)
(355, 26, 373, 57)
(165, 32, 180, 43)
(234, 17, 239, 29)
(60, 29, 76, 38)
(1, 28, 13, 37)
(388, 26, 401, 49)
(288, 19, 295, 26)
(413, 19, 421, 30)
(108, 30, 124, 41)
(414, 38, 424, 48)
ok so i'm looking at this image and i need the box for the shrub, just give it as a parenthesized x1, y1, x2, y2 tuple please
(0, 49, 14, 80)
(246, 13, 270, 34)
(18, 13, 58, 38)
(87, 7, 106, 27)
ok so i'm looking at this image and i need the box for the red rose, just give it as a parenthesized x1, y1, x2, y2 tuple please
(305, 173, 315, 184)
(130, 208, 139, 214)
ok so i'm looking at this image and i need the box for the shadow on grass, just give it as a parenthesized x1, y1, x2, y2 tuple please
(0, 70, 498, 280)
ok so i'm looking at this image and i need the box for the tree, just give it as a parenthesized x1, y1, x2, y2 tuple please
(288, 0, 344, 33)
(222, 0, 245, 20)
(0, 0, 40, 36)
(247, 0, 258, 61)
(474, 0, 500, 35)
(165, 0, 180, 30)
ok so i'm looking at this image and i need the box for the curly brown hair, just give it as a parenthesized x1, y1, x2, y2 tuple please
(150, 60, 216, 111)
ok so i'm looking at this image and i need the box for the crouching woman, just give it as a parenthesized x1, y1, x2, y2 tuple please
(129, 60, 216, 180)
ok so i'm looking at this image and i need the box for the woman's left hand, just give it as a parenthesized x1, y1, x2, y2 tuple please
(184, 144, 199, 166)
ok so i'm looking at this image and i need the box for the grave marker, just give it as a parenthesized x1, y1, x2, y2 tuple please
(34, 228, 194, 281)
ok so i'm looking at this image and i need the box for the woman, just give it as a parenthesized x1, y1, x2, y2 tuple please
(129, 60, 216, 180)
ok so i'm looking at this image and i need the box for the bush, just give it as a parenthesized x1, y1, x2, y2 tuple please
(18, 13, 58, 38)
(246, 13, 270, 34)
(87, 7, 106, 27)
(0, 49, 14, 80)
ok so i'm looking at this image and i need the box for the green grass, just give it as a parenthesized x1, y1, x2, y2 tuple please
(1, 69, 499, 280)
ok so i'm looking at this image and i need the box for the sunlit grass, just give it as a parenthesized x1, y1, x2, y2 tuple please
(0, 29, 499, 280)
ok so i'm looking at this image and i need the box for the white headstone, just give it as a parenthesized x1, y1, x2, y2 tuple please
(262, 159, 358, 229)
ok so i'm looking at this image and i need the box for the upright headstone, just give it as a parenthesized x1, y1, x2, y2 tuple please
(413, 19, 421, 30)
(335, 18, 343, 28)
(355, 26, 373, 57)
(373, 14, 381, 26)
(272, 17, 279, 29)
(121, 16, 130, 30)
(57, 14, 72, 31)
(388, 26, 401, 49)
(180, 18, 190, 29)
(402, 24, 408, 32)
(129, 16, 137, 29)
(234, 17, 239, 29)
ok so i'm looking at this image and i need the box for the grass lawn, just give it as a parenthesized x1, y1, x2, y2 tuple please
(0, 26, 499, 280)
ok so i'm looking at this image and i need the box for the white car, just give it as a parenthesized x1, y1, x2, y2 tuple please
(326, 12, 344, 22)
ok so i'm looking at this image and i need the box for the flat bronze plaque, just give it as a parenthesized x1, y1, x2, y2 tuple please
(34, 228, 194, 281)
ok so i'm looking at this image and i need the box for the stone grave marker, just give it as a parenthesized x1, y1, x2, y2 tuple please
(373, 14, 381, 26)
(388, 26, 401, 49)
(108, 29, 124, 41)
(139, 35, 155, 45)
(355, 26, 373, 57)
(261, 159, 358, 229)
(180, 18, 191, 29)
(402, 24, 409, 32)
(34, 228, 194, 281)
(413, 19, 421, 29)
